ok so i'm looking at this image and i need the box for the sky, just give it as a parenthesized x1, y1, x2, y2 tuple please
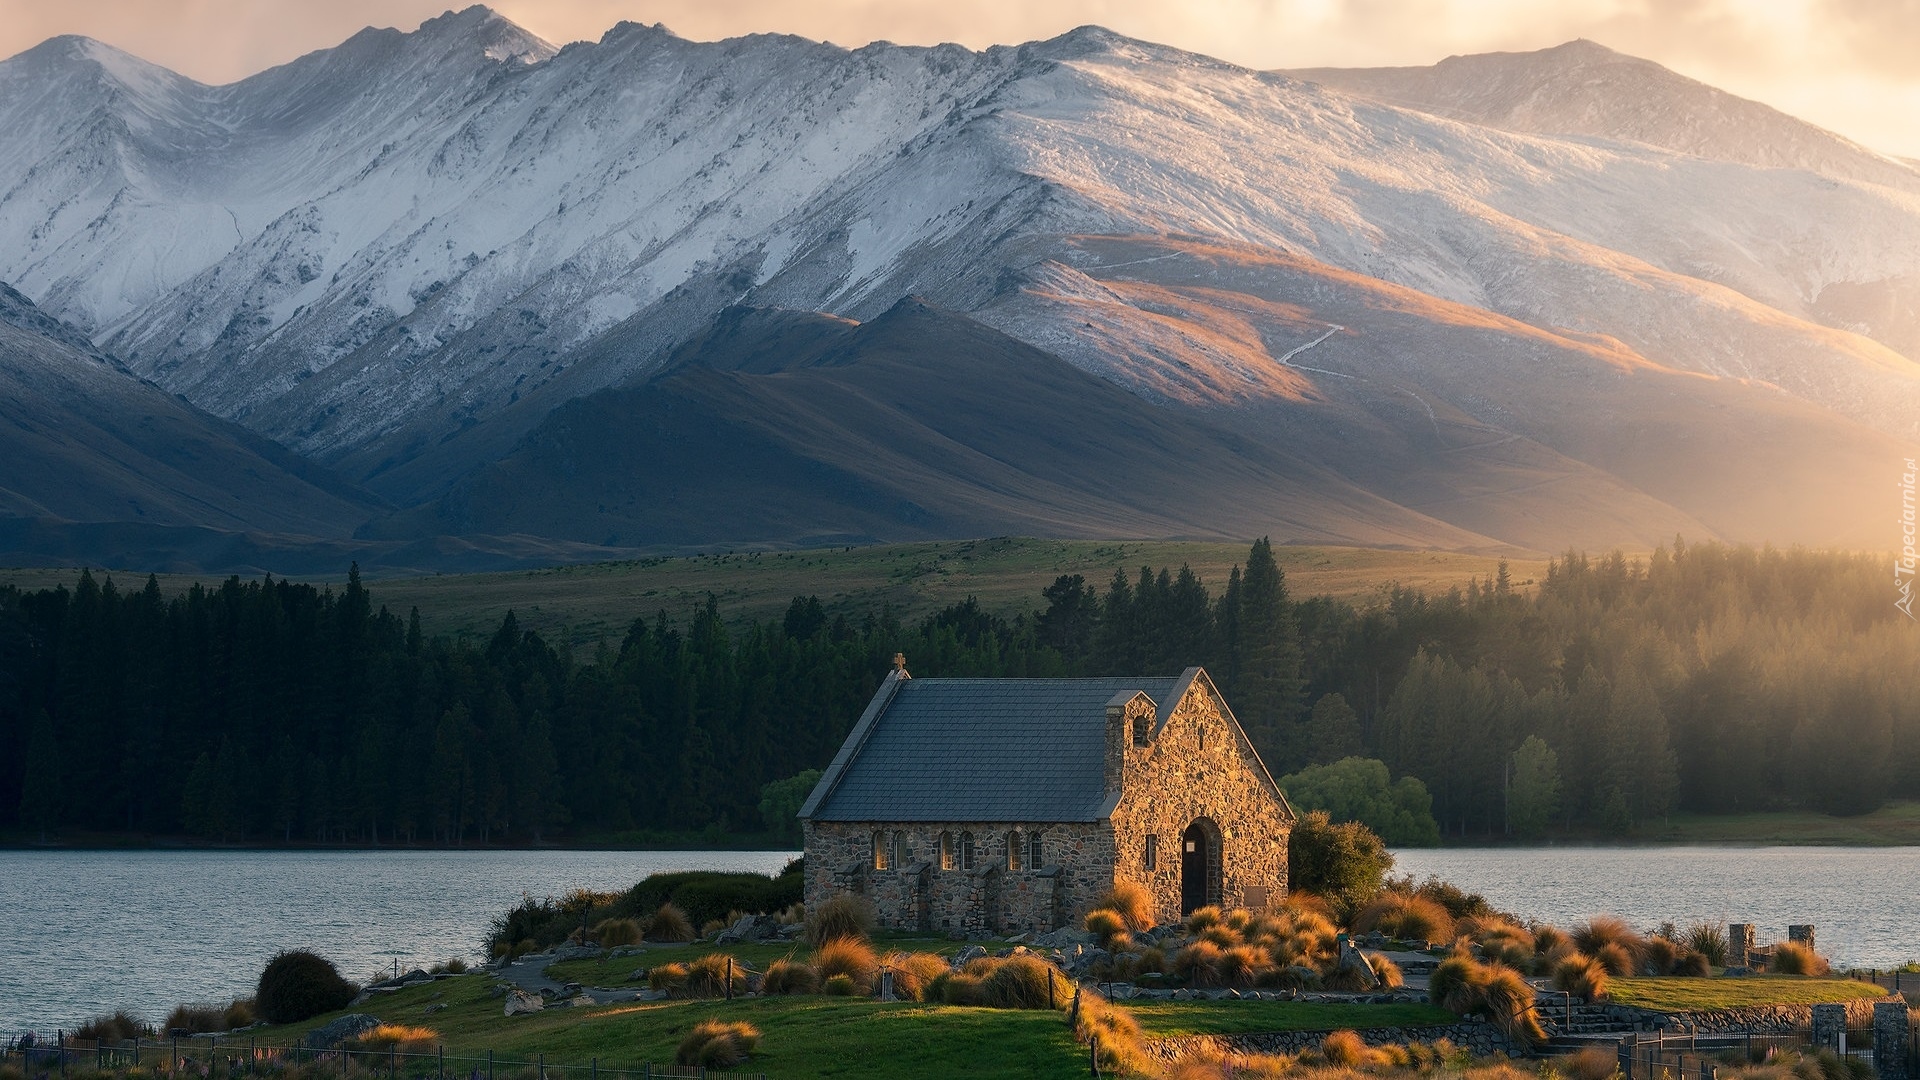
(2, 0, 1917, 159)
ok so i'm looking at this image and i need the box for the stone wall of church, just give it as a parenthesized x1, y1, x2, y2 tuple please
(803, 818, 1115, 938)
(1109, 677, 1293, 927)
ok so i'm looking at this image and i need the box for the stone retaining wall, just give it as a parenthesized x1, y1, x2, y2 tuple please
(1603, 1000, 1883, 1034)
(1147, 1022, 1530, 1063)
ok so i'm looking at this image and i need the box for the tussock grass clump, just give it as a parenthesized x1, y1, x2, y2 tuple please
(1370, 954, 1406, 990)
(1086, 908, 1131, 951)
(700, 918, 728, 937)
(1173, 940, 1226, 988)
(592, 918, 643, 947)
(1574, 916, 1644, 962)
(1770, 941, 1830, 976)
(1644, 935, 1681, 975)
(980, 954, 1073, 1009)
(642, 903, 695, 944)
(882, 952, 951, 1002)
(1095, 880, 1158, 933)
(648, 962, 690, 993)
(805, 894, 874, 946)
(675, 1019, 759, 1069)
(1199, 924, 1240, 949)
(812, 937, 879, 995)
(1687, 923, 1729, 967)
(1218, 945, 1271, 990)
(930, 970, 985, 1005)
(1674, 950, 1711, 978)
(1431, 953, 1491, 1014)
(256, 951, 356, 1025)
(348, 1025, 438, 1054)
(75, 1011, 149, 1043)
(1552, 953, 1610, 1000)
(1594, 942, 1637, 978)
(684, 952, 748, 998)
(761, 958, 818, 995)
(1432, 950, 1546, 1044)
(1534, 924, 1577, 968)
(1322, 1029, 1371, 1068)
(1354, 892, 1455, 943)
(1559, 1045, 1622, 1080)
(1072, 992, 1151, 1077)
(1186, 906, 1225, 934)
(822, 973, 858, 996)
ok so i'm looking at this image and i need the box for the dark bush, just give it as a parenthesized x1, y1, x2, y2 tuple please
(164, 1003, 226, 1034)
(74, 1011, 148, 1042)
(256, 951, 356, 1024)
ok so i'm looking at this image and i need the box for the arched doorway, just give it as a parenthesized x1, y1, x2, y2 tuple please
(1180, 819, 1221, 915)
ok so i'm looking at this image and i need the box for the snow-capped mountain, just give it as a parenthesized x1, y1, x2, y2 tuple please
(1, 8, 1916, 556)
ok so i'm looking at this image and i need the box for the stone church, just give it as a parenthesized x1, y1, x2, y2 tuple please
(797, 662, 1296, 936)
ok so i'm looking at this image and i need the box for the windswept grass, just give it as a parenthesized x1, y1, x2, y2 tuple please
(1608, 978, 1884, 1010)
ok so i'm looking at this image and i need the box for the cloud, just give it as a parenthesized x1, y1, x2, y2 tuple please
(3, 0, 1917, 156)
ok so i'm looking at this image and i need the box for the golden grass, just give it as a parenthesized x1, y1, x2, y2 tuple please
(674, 1019, 759, 1068)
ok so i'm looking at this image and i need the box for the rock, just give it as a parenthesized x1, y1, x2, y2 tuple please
(504, 990, 545, 1017)
(955, 946, 988, 965)
(305, 1015, 381, 1049)
(1031, 927, 1093, 949)
(1004, 933, 1030, 944)
(423, 1004, 447, 1016)
(627, 968, 648, 982)
(1333, 939, 1380, 991)
(565, 995, 596, 1008)
(778, 923, 805, 939)
(488, 984, 508, 998)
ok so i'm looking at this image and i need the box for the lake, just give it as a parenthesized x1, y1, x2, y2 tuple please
(0, 849, 795, 1037)
(3, 845, 1916, 1036)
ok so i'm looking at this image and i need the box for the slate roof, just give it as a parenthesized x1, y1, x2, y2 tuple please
(801, 675, 1183, 822)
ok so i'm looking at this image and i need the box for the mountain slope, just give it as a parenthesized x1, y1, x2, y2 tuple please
(371, 299, 1511, 550)
(0, 283, 378, 535)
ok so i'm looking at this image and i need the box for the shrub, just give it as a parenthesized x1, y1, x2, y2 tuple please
(806, 894, 874, 946)
(593, 918, 643, 947)
(762, 958, 818, 995)
(822, 973, 858, 996)
(1096, 881, 1158, 933)
(348, 1026, 438, 1054)
(1687, 923, 1729, 967)
(1594, 942, 1636, 977)
(616, 869, 803, 931)
(222, 999, 255, 1029)
(1430, 953, 1490, 1014)
(1323, 1030, 1370, 1068)
(700, 918, 728, 937)
(685, 952, 748, 998)
(675, 1019, 759, 1069)
(165, 1003, 227, 1035)
(1534, 924, 1574, 962)
(1553, 953, 1609, 1000)
(1287, 811, 1393, 917)
(1673, 950, 1711, 978)
(1771, 941, 1829, 976)
(1073, 992, 1151, 1077)
(813, 937, 879, 994)
(883, 952, 951, 1002)
(1086, 909, 1130, 950)
(642, 904, 696, 943)
(74, 1011, 147, 1043)
(980, 954, 1072, 1009)
(648, 962, 690, 993)
(255, 951, 356, 1025)
(1187, 906, 1224, 934)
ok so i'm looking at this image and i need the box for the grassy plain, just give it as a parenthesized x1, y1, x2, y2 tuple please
(0, 537, 1546, 653)
(1644, 803, 1920, 846)
(1605, 977, 1886, 1010)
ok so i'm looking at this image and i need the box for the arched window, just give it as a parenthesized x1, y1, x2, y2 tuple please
(891, 830, 907, 870)
(939, 831, 956, 871)
(1144, 833, 1159, 871)
(872, 830, 889, 871)
(1132, 714, 1150, 747)
(1029, 830, 1044, 869)
(960, 831, 976, 871)
(1006, 830, 1023, 871)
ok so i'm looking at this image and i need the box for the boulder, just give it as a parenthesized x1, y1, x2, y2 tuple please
(305, 1015, 381, 1049)
(1334, 940, 1380, 991)
(504, 990, 545, 1017)
(955, 946, 988, 966)
(1030, 927, 1093, 950)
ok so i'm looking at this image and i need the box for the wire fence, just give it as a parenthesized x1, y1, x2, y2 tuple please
(1845, 969, 1920, 995)
(0, 1035, 765, 1080)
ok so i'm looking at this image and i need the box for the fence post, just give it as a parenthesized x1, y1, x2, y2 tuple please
(1873, 1001, 1910, 1080)
(390, 1045, 396, 1080)
(488, 1050, 493, 1080)
(439, 1045, 444, 1080)
(1090, 1033, 1100, 1078)
(1621, 1034, 1635, 1080)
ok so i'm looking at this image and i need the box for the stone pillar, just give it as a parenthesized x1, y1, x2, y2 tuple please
(1729, 924, 1755, 967)
(1812, 1003, 1847, 1053)
(1789, 925, 1816, 951)
(1874, 1001, 1911, 1080)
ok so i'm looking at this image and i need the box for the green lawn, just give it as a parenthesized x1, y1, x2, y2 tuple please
(1121, 1000, 1452, 1037)
(542, 936, 970, 987)
(1607, 977, 1886, 1010)
(243, 974, 1088, 1080)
